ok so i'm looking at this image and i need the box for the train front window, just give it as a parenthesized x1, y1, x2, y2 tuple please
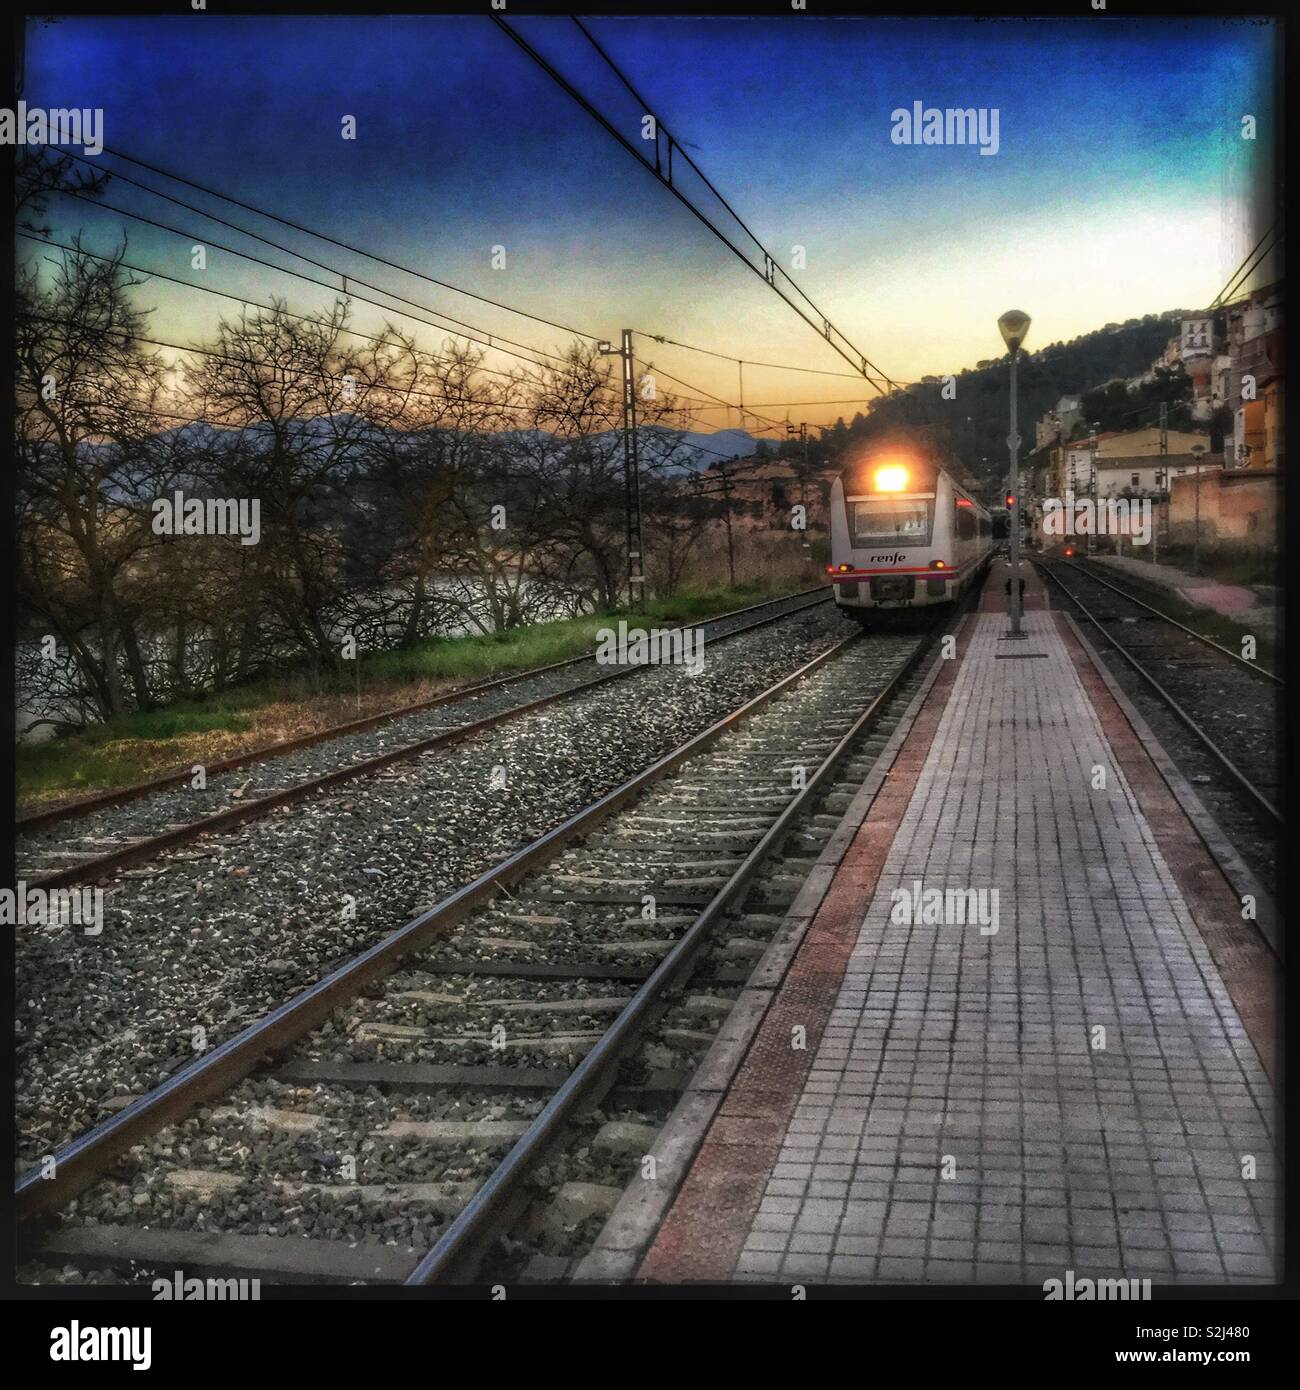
(851, 499, 933, 547)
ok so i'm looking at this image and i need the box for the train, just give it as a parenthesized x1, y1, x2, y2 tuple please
(827, 449, 995, 622)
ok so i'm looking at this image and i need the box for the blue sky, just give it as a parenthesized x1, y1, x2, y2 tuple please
(22, 14, 1278, 432)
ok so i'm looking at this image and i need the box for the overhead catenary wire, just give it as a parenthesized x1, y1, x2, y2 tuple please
(38, 154, 833, 441)
(491, 14, 897, 394)
(19, 310, 792, 475)
(18, 231, 544, 392)
(21, 304, 799, 460)
(53, 144, 887, 395)
(18, 311, 615, 422)
(631, 330, 898, 381)
(55, 187, 582, 375)
(60, 144, 597, 343)
(1207, 223, 1281, 310)
(24, 230, 818, 448)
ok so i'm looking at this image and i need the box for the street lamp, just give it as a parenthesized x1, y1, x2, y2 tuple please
(998, 310, 1031, 636)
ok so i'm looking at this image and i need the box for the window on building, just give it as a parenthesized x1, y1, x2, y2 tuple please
(1131, 473, 1140, 487)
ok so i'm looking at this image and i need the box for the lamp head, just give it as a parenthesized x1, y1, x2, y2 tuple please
(998, 310, 1032, 354)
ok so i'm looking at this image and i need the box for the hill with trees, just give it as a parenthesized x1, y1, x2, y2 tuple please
(769, 311, 1199, 496)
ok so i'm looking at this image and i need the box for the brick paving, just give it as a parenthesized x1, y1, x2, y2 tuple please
(641, 605, 1277, 1286)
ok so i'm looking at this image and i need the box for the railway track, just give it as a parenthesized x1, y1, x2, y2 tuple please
(18, 605, 960, 1287)
(17, 586, 832, 889)
(1035, 557, 1282, 830)
(17, 599, 850, 1164)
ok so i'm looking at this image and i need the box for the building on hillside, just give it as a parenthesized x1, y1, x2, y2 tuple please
(1094, 452, 1221, 498)
(1168, 284, 1283, 456)
(1178, 315, 1219, 421)
(1222, 284, 1283, 469)
(1049, 426, 1214, 498)
(1034, 394, 1083, 450)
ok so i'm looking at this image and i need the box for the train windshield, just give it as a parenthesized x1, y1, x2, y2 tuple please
(851, 498, 933, 547)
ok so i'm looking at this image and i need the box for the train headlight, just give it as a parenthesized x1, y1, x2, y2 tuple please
(874, 465, 908, 492)
(929, 560, 946, 570)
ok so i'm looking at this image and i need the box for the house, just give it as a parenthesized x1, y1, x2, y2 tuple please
(1221, 284, 1282, 468)
(1050, 427, 1214, 498)
(1034, 395, 1083, 450)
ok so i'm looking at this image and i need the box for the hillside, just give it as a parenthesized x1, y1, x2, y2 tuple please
(772, 310, 1196, 496)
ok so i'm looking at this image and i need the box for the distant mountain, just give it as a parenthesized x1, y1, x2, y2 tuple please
(640, 426, 760, 471)
(111, 418, 762, 476)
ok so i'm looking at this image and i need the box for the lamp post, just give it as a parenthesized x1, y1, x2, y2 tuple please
(998, 310, 1031, 636)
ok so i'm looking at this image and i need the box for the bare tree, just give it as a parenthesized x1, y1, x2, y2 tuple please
(16, 240, 170, 718)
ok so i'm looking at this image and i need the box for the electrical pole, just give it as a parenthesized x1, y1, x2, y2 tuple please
(1158, 400, 1168, 564)
(1191, 442, 1206, 575)
(1087, 425, 1099, 557)
(603, 331, 645, 606)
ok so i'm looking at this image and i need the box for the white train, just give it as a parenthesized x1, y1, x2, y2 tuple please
(827, 451, 994, 621)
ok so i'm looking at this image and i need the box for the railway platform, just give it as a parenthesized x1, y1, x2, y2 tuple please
(579, 579, 1278, 1287)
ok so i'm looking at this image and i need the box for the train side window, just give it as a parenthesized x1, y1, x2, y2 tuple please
(956, 508, 977, 541)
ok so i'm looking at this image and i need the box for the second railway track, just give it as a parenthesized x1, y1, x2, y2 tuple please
(18, 608, 960, 1287)
(17, 586, 832, 889)
(1036, 556, 1283, 838)
(16, 595, 852, 1170)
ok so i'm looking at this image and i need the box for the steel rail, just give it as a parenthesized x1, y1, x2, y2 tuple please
(26, 590, 834, 891)
(1036, 561, 1282, 829)
(16, 629, 860, 1224)
(20, 585, 831, 833)
(406, 616, 954, 1283)
(1057, 559, 1281, 684)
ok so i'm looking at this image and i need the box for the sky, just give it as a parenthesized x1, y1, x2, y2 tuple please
(20, 14, 1279, 435)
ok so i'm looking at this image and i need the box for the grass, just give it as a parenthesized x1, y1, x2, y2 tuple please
(1084, 560, 1281, 675)
(1123, 544, 1279, 589)
(17, 579, 800, 812)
